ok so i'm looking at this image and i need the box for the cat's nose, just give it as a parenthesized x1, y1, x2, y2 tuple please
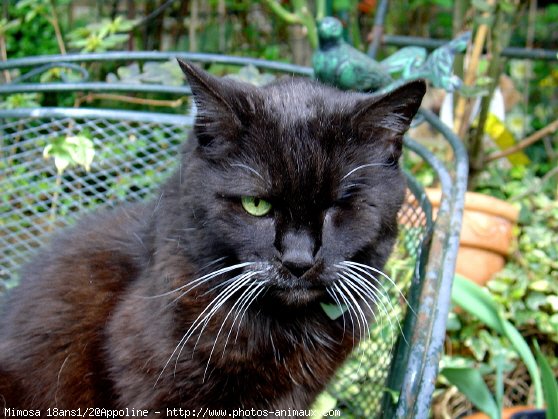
(282, 250, 314, 278)
(280, 230, 315, 278)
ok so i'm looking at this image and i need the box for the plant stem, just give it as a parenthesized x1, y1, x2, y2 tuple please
(218, 0, 226, 52)
(0, 34, 10, 82)
(454, 0, 495, 139)
(48, 0, 66, 54)
(470, 1, 526, 178)
(262, 0, 317, 48)
(452, 0, 468, 81)
(189, 0, 198, 52)
(49, 173, 62, 229)
(262, 0, 299, 24)
(316, 0, 326, 21)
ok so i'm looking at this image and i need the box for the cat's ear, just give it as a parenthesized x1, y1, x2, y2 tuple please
(178, 59, 256, 149)
(351, 80, 426, 160)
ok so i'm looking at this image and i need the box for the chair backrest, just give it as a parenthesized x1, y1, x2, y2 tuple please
(0, 53, 467, 418)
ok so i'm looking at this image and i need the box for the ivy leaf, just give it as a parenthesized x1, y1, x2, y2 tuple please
(43, 139, 72, 175)
(43, 135, 95, 175)
(66, 135, 95, 172)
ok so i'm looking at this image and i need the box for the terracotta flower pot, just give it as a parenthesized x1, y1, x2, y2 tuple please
(426, 189, 519, 286)
(462, 406, 540, 419)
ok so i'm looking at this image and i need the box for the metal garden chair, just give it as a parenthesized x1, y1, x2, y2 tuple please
(0, 52, 467, 418)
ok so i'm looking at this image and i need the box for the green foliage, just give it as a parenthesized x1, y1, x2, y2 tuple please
(444, 275, 558, 418)
(0, 18, 20, 38)
(4, 1, 58, 58)
(0, 94, 41, 109)
(43, 133, 95, 175)
(475, 166, 558, 345)
(449, 274, 543, 409)
(535, 342, 558, 419)
(445, 164, 558, 415)
(442, 366, 500, 419)
(106, 60, 184, 86)
(67, 16, 138, 52)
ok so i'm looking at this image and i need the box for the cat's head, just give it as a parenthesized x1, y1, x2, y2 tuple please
(176, 60, 425, 307)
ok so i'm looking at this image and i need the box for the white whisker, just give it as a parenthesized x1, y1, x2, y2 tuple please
(331, 282, 357, 342)
(341, 261, 415, 316)
(341, 163, 391, 181)
(334, 279, 369, 375)
(335, 280, 367, 343)
(340, 261, 410, 345)
(230, 163, 266, 183)
(202, 275, 265, 381)
(231, 282, 268, 345)
(338, 266, 390, 330)
(155, 270, 256, 387)
(142, 262, 255, 300)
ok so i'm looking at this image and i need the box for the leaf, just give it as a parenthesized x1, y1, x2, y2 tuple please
(383, 387, 400, 405)
(43, 135, 95, 174)
(452, 275, 506, 332)
(452, 275, 544, 408)
(534, 342, 558, 417)
(441, 367, 500, 419)
(65, 135, 95, 172)
(320, 302, 348, 320)
(43, 140, 71, 175)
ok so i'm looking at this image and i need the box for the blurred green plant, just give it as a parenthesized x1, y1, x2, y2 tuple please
(0, 94, 41, 109)
(443, 273, 558, 419)
(43, 132, 95, 221)
(67, 16, 138, 53)
(16, 0, 69, 54)
(43, 133, 95, 175)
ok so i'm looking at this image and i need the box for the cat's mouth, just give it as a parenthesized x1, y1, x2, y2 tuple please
(268, 279, 326, 306)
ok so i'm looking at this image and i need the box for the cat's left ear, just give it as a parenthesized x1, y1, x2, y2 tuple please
(352, 80, 426, 159)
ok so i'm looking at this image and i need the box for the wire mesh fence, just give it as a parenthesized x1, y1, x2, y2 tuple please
(1, 109, 190, 289)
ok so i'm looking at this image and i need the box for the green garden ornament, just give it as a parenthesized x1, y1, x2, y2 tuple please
(312, 17, 391, 92)
(313, 16, 471, 94)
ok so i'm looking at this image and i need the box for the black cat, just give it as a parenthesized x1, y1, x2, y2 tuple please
(0, 61, 425, 414)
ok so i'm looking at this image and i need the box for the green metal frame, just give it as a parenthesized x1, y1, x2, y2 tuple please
(0, 52, 467, 417)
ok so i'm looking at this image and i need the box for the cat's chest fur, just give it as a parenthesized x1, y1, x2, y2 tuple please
(0, 61, 425, 411)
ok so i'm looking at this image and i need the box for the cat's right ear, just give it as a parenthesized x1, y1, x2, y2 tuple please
(351, 79, 426, 160)
(178, 59, 255, 150)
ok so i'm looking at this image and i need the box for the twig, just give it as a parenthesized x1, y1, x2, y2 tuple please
(75, 92, 185, 108)
(485, 118, 558, 162)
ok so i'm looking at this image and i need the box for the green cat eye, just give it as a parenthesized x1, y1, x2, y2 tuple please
(241, 196, 272, 217)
